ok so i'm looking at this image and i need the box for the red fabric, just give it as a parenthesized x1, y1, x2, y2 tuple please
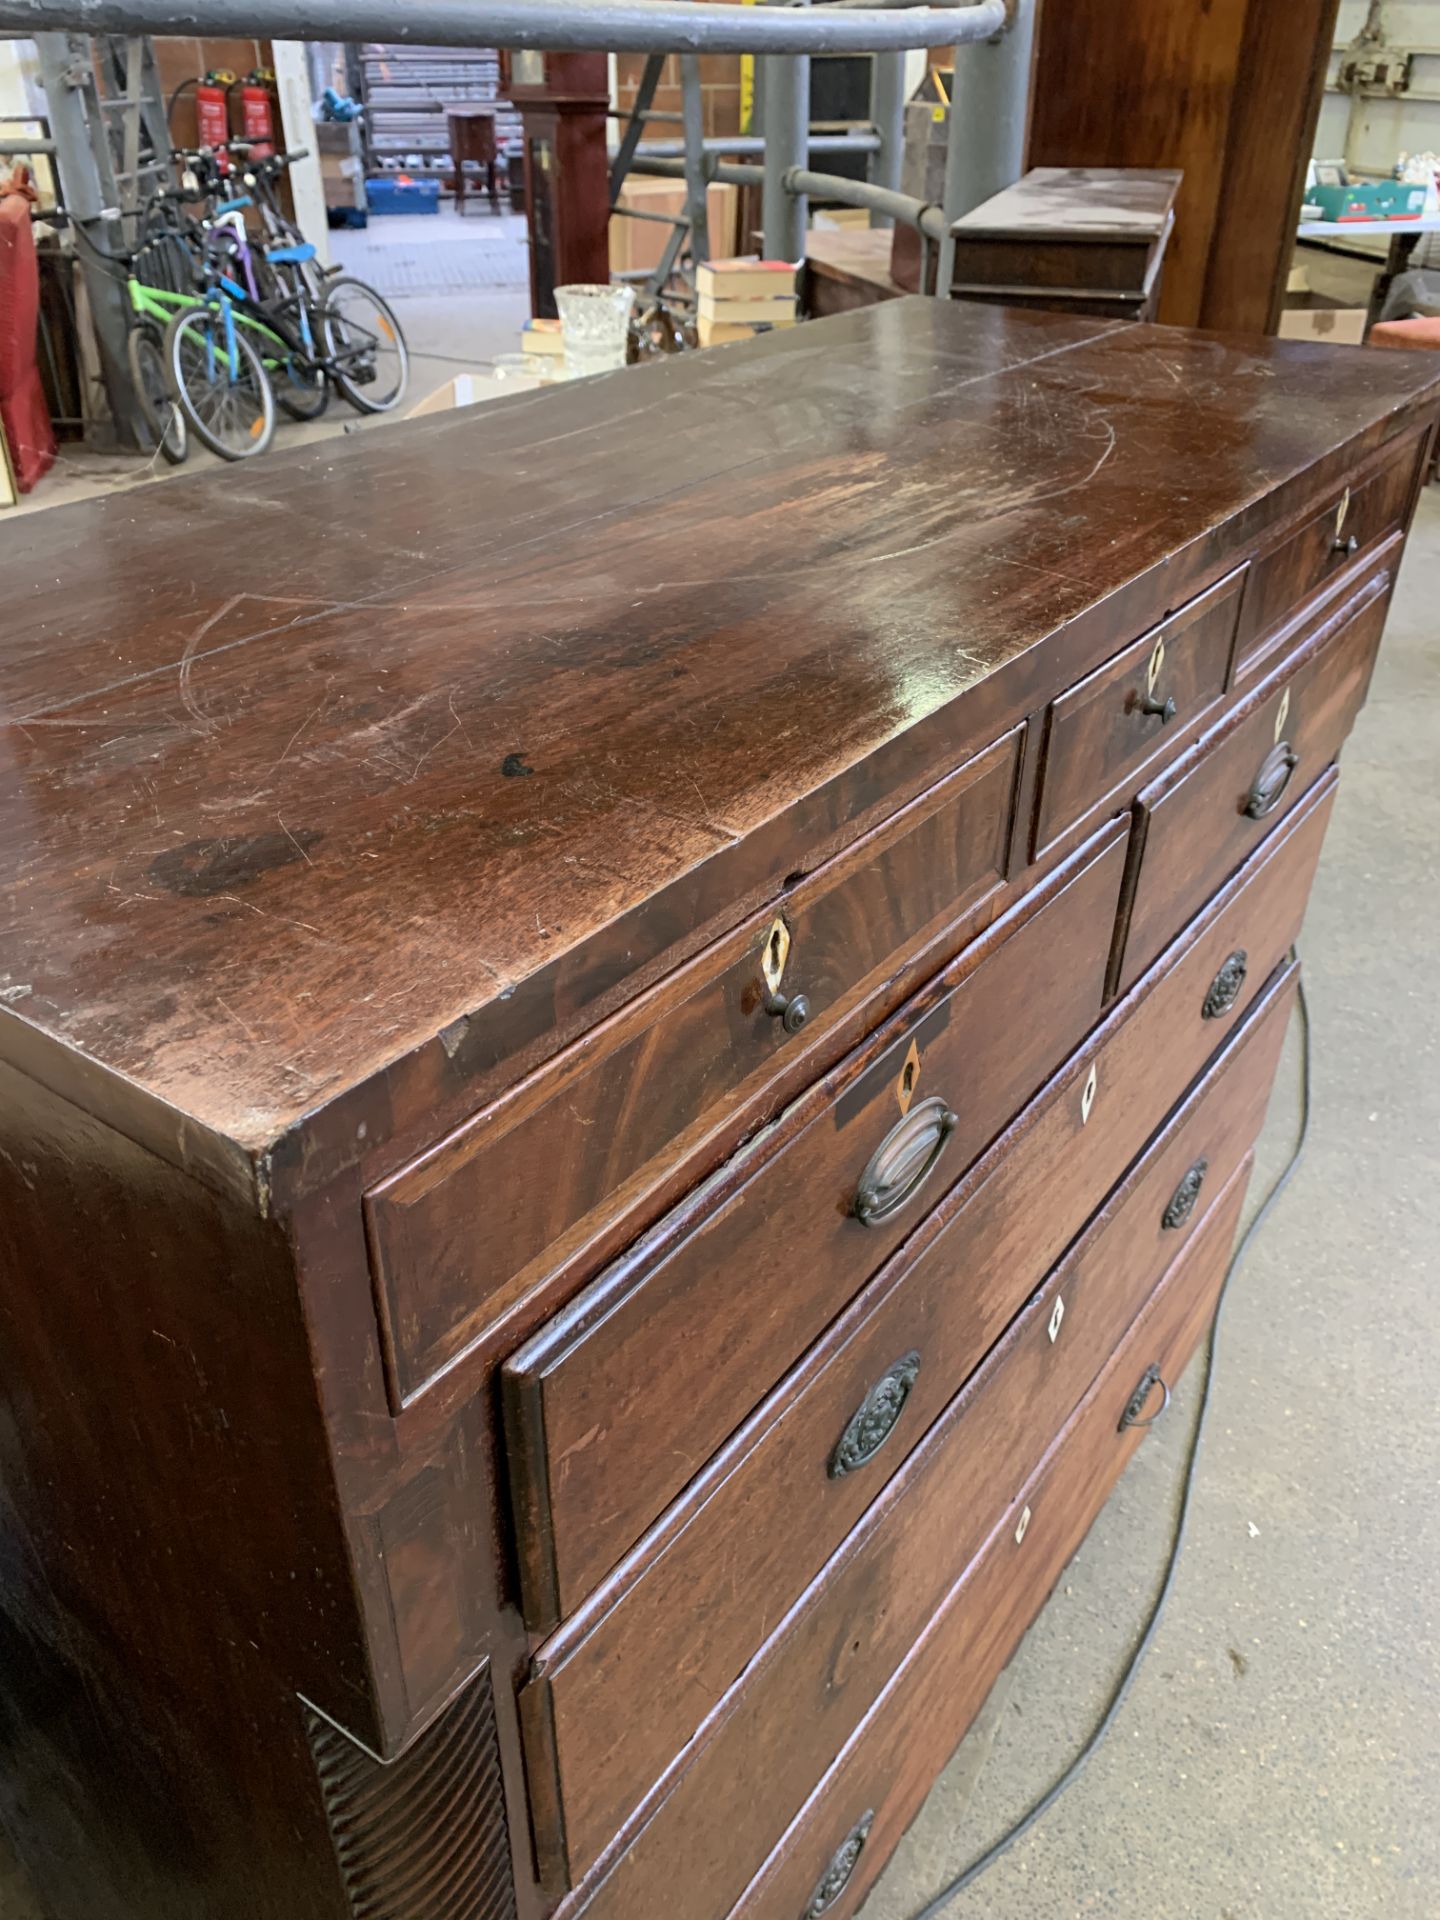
(0, 187, 57, 493)
(1368, 315, 1440, 352)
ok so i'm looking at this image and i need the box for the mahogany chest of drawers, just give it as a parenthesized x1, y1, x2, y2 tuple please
(0, 302, 1436, 1920)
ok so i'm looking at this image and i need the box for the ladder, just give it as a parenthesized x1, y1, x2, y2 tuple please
(32, 32, 174, 445)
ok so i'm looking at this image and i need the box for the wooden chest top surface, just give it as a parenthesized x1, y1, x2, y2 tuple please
(2, 300, 1435, 1175)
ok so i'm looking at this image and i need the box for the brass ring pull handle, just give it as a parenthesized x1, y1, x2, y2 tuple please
(1119, 1363, 1172, 1432)
(761, 984, 811, 1035)
(1244, 740, 1298, 820)
(1201, 949, 1247, 1020)
(1139, 690, 1178, 723)
(1331, 532, 1359, 559)
(829, 1353, 921, 1480)
(803, 1812, 874, 1919)
(853, 1096, 958, 1228)
(1161, 1157, 1208, 1231)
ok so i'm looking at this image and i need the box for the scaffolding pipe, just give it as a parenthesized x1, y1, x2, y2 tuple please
(633, 131, 881, 157)
(634, 152, 945, 239)
(867, 48, 906, 227)
(935, 0, 1036, 292)
(0, 0, 1009, 56)
(762, 51, 809, 259)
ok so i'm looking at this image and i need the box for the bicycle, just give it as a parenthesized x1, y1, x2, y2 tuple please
(163, 218, 276, 460)
(235, 144, 410, 416)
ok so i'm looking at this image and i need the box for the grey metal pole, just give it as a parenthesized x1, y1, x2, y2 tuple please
(935, 0, 1036, 293)
(632, 131, 881, 157)
(633, 152, 946, 238)
(762, 52, 808, 259)
(679, 53, 710, 267)
(0, 0, 1009, 56)
(867, 48, 905, 227)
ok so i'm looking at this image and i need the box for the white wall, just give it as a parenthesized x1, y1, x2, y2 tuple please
(1323, 1, 1440, 176)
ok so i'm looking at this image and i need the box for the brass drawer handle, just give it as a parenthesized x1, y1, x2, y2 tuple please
(829, 1353, 921, 1480)
(1138, 690, 1177, 723)
(803, 1812, 874, 1918)
(1331, 531, 1359, 560)
(1244, 739, 1298, 820)
(1202, 949, 1247, 1020)
(853, 1096, 958, 1228)
(1120, 1364, 1171, 1431)
(1162, 1158, 1208, 1231)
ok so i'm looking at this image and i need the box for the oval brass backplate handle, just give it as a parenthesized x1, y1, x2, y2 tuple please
(803, 1812, 874, 1919)
(853, 1096, 958, 1228)
(1119, 1364, 1172, 1432)
(1244, 740, 1298, 820)
(1202, 949, 1248, 1020)
(1162, 1157, 1208, 1231)
(829, 1353, 921, 1480)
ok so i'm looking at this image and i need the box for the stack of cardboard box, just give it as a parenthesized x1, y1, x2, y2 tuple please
(696, 257, 799, 347)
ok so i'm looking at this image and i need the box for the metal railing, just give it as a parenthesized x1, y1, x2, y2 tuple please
(0, 0, 1007, 55)
(1, 0, 1030, 314)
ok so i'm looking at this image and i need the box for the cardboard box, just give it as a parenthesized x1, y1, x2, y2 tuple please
(610, 177, 739, 276)
(1278, 306, 1367, 345)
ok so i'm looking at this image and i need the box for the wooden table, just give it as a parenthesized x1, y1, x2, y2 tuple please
(448, 104, 501, 214)
(1, 303, 1436, 1920)
(1297, 213, 1440, 328)
(804, 226, 907, 316)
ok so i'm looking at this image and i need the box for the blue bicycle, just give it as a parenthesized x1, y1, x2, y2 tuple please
(164, 219, 277, 460)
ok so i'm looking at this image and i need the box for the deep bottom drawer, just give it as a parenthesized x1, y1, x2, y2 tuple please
(727, 1156, 1254, 1920)
(506, 821, 1128, 1628)
(556, 993, 1284, 1917)
(523, 957, 1300, 1884)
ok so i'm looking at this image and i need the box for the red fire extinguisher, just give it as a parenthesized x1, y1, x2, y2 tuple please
(193, 70, 232, 165)
(236, 69, 278, 161)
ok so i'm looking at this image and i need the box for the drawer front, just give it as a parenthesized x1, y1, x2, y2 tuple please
(1234, 431, 1422, 672)
(504, 821, 1128, 1628)
(726, 1157, 1252, 1920)
(567, 1151, 1257, 1920)
(1114, 563, 1391, 994)
(365, 728, 1023, 1407)
(1033, 567, 1244, 856)
(522, 965, 1297, 1886)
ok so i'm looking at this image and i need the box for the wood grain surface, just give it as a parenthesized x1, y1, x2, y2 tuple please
(2, 302, 1436, 1205)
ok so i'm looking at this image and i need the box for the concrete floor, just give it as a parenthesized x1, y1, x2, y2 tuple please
(1, 374, 1437, 1917)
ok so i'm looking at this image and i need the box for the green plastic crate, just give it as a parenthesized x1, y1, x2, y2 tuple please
(1308, 180, 1428, 223)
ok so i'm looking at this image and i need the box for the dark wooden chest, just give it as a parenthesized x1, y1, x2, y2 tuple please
(0, 302, 1435, 1920)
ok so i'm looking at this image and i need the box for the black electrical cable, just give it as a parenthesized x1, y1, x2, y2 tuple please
(907, 961, 1313, 1920)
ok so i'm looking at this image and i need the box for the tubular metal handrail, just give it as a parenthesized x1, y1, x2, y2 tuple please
(0, 0, 1009, 55)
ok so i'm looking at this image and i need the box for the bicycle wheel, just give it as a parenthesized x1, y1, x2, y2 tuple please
(272, 351, 330, 422)
(164, 306, 276, 461)
(259, 267, 330, 421)
(319, 276, 409, 414)
(126, 320, 188, 465)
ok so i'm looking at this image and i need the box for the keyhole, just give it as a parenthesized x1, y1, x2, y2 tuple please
(902, 1060, 916, 1098)
(770, 927, 783, 972)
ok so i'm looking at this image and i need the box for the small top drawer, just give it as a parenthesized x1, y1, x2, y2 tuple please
(1234, 430, 1423, 670)
(1032, 567, 1245, 856)
(503, 819, 1128, 1630)
(364, 727, 1023, 1408)
(1113, 557, 1394, 993)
